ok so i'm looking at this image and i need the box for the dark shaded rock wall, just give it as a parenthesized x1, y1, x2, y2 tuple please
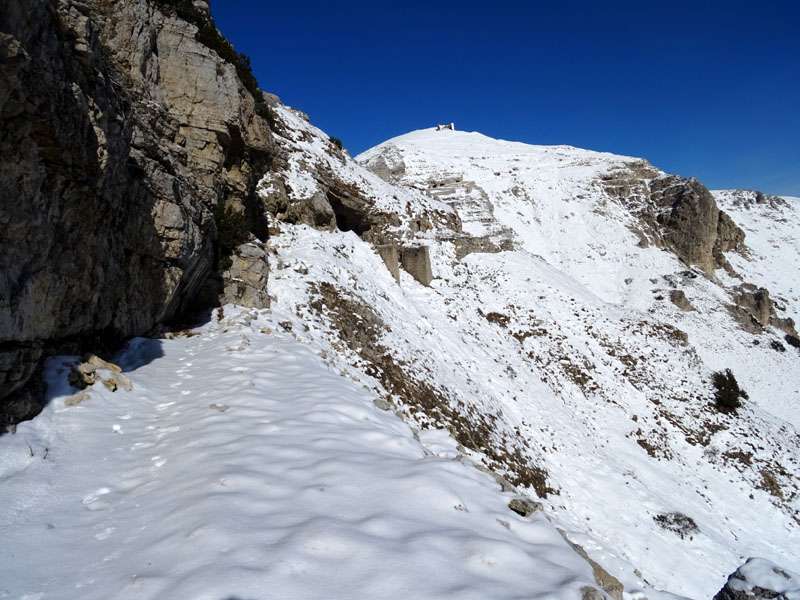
(0, 0, 273, 426)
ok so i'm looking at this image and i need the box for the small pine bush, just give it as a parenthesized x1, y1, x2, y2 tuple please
(329, 136, 343, 151)
(712, 369, 748, 410)
(653, 512, 699, 540)
(214, 203, 249, 269)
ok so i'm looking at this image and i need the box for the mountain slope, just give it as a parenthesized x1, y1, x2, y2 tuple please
(2, 3, 798, 593)
(358, 128, 800, 429)
(247, 117, 800, 598)
(1, 307, 625, 600)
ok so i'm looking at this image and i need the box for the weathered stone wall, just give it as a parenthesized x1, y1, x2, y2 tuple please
(399, 246, 433, 286)
(0, 0, 273, 426)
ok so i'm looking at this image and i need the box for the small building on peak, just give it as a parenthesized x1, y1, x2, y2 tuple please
(436, 123, 455, 131)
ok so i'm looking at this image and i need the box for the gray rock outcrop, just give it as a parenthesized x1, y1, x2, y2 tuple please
(221, 242, 270, 309)
(399, 246, 434, 286)
(713, 557, 800, 600)
(360, 146, 516, 260)
(557, 529, 624, 600)
(376, 245, 401, 283)
(728, 285, 797, 336)
(0, 0, 272, 426)
(669, 290, 694, 312)
(646, 175, 745, 275)
(599, 167, 747, 275)
(508, 497, 544, 517)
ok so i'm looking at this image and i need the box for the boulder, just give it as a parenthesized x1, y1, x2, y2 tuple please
(508, 497, 544, 517)
(221, 242, 270, 309)
(713, 557, 800, 600)
(558, 529, 624, 600)
(669, 290, 694, 312)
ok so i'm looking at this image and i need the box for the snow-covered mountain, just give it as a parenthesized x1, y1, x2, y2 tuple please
(258, 115, 800, 597)
(3, 96, 799, 598)
(2, 2, 798, 595)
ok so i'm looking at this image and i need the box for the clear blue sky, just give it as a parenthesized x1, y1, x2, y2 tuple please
(212, 1, 799, 195)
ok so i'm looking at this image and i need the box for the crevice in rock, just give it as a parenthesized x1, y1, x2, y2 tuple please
(327, 190, 371, 236)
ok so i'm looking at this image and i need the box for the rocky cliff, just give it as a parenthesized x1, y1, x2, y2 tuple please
(1, 5, 799, 594)
(0, 0, 273, 426)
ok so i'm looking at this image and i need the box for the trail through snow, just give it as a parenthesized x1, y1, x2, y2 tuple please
(1, 308, 611, 600)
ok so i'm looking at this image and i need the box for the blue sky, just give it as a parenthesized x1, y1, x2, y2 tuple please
(212, 1, 799, 195)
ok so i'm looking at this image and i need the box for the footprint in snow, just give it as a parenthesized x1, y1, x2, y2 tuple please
(93, 526, 115, 541)
(82, 487, 112, 511)
(131, 441, 155, 451)
(117, 477, 147, 493)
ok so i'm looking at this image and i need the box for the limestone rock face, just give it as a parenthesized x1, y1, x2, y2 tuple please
(646, 176, 745, 274)
(729, 285, 797, 336)
(360, 145, 516, 260)
(221, 242, 270, 309)
(258, 102, 460, 291)
(399, 246, 433, 286)
(375, 245, 401, 283)
(0, 0, 273, 425)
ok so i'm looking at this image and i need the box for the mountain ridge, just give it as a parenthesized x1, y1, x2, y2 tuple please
(259, 108, 800, 597)
(1, 2, 798, 598)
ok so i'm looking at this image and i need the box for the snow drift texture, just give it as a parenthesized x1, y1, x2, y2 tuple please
(2, 1, 799, 599)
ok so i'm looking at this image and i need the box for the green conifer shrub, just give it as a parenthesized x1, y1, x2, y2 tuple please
(712, 369, 748, 410)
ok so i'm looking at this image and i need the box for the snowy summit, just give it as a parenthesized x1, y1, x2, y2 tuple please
(1, 3, 799, 600)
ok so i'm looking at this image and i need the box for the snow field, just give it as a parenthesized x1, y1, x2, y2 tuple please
(266, 223, 800, 599)
(1, 308, 610, 600)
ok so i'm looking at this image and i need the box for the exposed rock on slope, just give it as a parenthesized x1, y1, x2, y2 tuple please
(642, 175, 745, 274)
(0, 0, 272, 425)
(257, 101, 459, 285)
(362, 135, 747, 276)
(714, 558, 800, 600)
(713, 188, 800, 336)
(260, 126, 799, 597)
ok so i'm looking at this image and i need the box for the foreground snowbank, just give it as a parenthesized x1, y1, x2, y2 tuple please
(1, 308, 632, 600)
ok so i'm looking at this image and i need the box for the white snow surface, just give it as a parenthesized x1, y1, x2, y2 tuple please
(1, 309, 612, 600)
(4, 120, 799, 600)
(267, 223, 800, 600)
(712, 190, 800, 319)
